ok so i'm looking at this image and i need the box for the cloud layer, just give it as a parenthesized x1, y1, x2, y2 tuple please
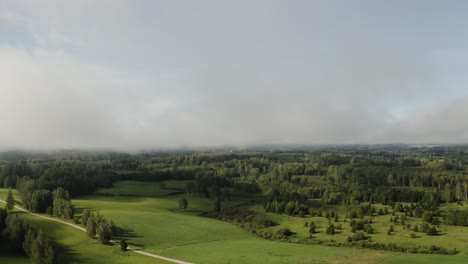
(1, 1, 467, 150)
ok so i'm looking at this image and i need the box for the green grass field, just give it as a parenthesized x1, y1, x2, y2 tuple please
(248, 203, 468, 252)
(2, 183, 468, 263)
(1, 189, 170, 264)
(0, 187, 20, 202)
(247, 202, 468, 263)
(17, 212, 169, 264)
(72, 195, 363, 263)
(95, 180, 190, 197)
(72, 181, 468, 263)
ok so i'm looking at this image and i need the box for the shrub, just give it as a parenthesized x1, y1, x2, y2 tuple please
(120, 239, 128, 251)
(350, 231, 367, 241)
(326, 224, 335, 235)
(178, 198, 188, 211)
(309, 221, 317, 234)
(276, 228, 294, 238)
(364, 224, 374, 234)
(420, 222, 430, 233)
(426, 226, 437, 236)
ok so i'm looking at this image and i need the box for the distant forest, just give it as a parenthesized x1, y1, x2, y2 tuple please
(0, 146, 467, 224)
(1, 145, 468, 258)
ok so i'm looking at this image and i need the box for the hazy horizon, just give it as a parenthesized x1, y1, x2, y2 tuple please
(1, 0, 468, 150)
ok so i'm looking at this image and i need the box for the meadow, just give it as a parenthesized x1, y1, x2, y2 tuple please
(0, 188, 169, 264)
(2, 181, 468, 264)
(17, 212, 169, 264)
(77, 181, 468, 263)
(94, 180, 190, 197)
(248, 203, 468, 264)
(72, 194, 359, 264)
(248, 203, 468, 253)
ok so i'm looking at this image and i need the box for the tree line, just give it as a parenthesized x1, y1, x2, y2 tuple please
(0, 208, 56, 264)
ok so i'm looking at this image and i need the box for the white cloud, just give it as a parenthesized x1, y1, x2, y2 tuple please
(0, 1, 467, 149)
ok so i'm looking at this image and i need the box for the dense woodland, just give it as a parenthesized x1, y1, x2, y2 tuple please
(1, 145, 468, 257)
(1, 146, 467, 207)
(1, 205, 56, 264)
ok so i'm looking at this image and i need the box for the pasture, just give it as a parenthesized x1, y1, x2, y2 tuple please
(17, 212, 169, 264)
(72, 194, 360, 263)
(248, 203, 468, 254)
(2, 182, 467, 263)
(80, 181, 468, 263)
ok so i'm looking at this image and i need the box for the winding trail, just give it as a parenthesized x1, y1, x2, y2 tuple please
(0, 199, 194, 264)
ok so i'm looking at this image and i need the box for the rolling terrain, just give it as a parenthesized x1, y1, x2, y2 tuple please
(1, 159, 468, 264)
(74, 181, 467, 263)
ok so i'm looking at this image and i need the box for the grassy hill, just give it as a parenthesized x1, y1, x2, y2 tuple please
(72, 194, 358, 263)
(0, 188, 169, 264)
(76, 181, 468, 264)
(2, 182, 468, 263)
(247, 203, 468, 254)
(18, 212, 169, 264)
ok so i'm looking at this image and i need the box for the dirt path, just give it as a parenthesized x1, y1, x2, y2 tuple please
(0, 199, 194, 264)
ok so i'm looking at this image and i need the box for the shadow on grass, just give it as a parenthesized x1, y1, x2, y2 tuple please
(72, 206, 88, 216)
(54, 244, 92, 264)
(169, 208, 205, 215)
(113, 225, 143, 239)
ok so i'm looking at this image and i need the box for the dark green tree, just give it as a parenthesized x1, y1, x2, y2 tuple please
(96, 220, 112, 244)
(30, 230, 55, 264)
(178, 198, 188, 211)
(426, 226, 438, 236)
(120, 239, 128, 251)
(30, 190, 53, 213)
(5, 214, 27, 253)
(309, 221, 317, 235)
(86, 214, 97, 238)
(52, 188, 73, 219)
(23, 228, 37, 256)
(364, 223, 374, 234)
(0, 208, 7, 232)
(326, 224, 335, 235)
(81, 209, 91, 227)
(5, 188, 14, 212)
(213, 198, 221, 217)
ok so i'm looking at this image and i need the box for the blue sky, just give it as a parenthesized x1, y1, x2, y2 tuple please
(0, 0, 467, 149)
